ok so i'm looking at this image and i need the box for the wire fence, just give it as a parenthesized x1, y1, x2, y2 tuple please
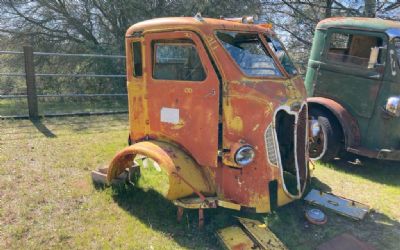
(0, 47, 308, 119)
(0, 47, 127, 119)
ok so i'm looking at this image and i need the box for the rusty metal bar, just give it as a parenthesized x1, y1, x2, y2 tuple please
(0, 110, 128, 119)
(0, 50, 23, 55)
(0, 93, 127, 99)
(33, 51, 125, 59)
(35, 73, 126, 78)
(23, 46, 39, 119)
(0, 72, 26, 77)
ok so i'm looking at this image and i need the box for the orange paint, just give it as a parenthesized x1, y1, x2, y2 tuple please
(109, 17, 309, 213)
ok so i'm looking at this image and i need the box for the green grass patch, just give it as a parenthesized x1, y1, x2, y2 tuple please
(0, 97, 127, 117)
(0, 115, 399, 249)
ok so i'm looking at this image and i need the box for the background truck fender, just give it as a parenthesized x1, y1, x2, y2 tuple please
(307, 97, 361, 148)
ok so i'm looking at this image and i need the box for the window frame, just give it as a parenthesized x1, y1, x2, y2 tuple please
(264, 34, 299, 76)
(324, 28, 388, 70)
(132, 41, 143, 77)
(214, 30, 285, 79)
(150, 39, 208, 83)
(393, 37, 400, 67)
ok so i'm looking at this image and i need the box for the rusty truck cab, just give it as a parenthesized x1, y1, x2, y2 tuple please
(108, 16, 309, 213)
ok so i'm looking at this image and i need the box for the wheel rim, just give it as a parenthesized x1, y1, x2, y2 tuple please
(309, 118, 327, 160)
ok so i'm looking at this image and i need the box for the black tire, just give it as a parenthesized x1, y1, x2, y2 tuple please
(309, 110, 342, 162)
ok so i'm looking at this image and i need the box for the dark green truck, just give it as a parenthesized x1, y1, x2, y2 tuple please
(305, 17, 400, 161)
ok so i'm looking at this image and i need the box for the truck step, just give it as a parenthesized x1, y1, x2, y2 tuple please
(217, 217, 287, 250)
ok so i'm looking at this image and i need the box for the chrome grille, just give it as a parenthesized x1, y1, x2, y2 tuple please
(265, 124, 278, 166)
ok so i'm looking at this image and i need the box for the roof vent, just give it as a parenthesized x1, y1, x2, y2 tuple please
(194, 12, 204, 22)
(221, 15, 258, 24)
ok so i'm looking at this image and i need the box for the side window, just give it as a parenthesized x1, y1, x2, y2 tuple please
(153, 40, 206, 81)
(394, 38, 400, 65)
(327, 32, 385, 68)
(216, 31, 282, 77)
(265, 35, 298, 75)
(132, 41, 142, 77)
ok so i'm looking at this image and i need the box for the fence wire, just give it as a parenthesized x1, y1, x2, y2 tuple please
(0, 48, 128, 118)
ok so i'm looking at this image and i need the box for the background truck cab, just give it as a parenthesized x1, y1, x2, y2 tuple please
(305, 17, 400, 162)
(107, 16, 309, 214)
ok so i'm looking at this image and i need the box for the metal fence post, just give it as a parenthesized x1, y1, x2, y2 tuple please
(23, 45, 39, 119)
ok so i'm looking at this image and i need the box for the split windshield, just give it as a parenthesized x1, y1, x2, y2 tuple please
(265, 36, 298, 75)
(216, 31, 282, 77)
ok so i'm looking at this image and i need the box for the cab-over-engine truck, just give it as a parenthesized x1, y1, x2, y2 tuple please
(104, 15, 309, 227)
(306, 17, 400, 162)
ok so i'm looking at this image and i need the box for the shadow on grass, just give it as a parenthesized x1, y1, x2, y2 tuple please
(31, 118, 57, 138)
(107, 182, 400, 250)
(91, 175, 400, 250)
(265, 197, 400, 250)
(108, 184, 259, 249)
(322, 154, 400, 187)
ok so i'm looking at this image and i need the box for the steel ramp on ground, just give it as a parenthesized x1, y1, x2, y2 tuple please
(217, 217, 287, 250)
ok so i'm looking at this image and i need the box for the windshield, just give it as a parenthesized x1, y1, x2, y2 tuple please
(265, 36, 298, 75)
(215, 31, 282, 77)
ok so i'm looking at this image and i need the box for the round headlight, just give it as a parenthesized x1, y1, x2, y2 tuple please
(385, 96, 400, 117)
(234, 145, 255, 166)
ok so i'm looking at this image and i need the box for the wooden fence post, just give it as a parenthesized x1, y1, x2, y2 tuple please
(23, 45, 39, 119)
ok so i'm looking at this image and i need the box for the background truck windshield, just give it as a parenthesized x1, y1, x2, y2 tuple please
(216, 31, 282, 77)
(327, 32, 385, 68)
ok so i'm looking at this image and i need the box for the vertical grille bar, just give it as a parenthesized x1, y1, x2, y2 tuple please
(296, 105, 308, 188)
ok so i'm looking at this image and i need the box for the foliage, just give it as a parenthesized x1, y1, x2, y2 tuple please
(261, 0, 399, 72)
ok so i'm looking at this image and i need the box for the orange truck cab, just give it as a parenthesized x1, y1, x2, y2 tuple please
(107, 15, 309, 214)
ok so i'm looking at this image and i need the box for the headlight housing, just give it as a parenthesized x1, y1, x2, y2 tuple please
(234, 145, 255, 166)
(385, 96, 400, 117)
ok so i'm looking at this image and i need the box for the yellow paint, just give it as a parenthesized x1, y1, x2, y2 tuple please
(218, 200, 241, 210)
(277, 185, 294, 207)
(229, 116, 243, 133)
(107, 141, 215, 200)
(252, 123, 260, 132)
(217, 226, 255, 250)
(172, 119, 185, 130)
(249, 193, 270, 213)
(184, 87, 193, 94)
(127, 80, 149, 136)
(205, 35, 219, 51)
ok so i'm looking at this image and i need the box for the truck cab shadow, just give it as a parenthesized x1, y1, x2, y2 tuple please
(108, 183, 400, 249)
(109, 184, 241, 249)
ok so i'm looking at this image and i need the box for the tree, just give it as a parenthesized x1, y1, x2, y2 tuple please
(260, 0, 399, 72)
(0, 0, 262, 53)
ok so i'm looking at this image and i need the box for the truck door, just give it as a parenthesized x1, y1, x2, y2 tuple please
(143, 31, 220, 168)
(314, 29, 386, 120)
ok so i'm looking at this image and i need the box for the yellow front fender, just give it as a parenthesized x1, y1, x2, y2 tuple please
(107, 141, 215, 200)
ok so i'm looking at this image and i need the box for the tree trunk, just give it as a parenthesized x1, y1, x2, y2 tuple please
(325, 0, 333, 18)
(364, 0, 376, 17)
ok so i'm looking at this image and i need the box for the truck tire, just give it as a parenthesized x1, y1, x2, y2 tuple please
(309, 110, 342, 162)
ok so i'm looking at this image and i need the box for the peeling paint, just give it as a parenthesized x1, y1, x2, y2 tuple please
(109, 17, 310, 213)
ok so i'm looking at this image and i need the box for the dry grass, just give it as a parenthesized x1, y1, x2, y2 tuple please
(0, 115, 399, 249)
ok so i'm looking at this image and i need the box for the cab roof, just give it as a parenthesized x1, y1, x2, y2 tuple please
(126, 17, 274, 37)
(317, 17, 400, 33)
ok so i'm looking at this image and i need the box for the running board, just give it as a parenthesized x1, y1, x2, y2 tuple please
(217, 217, 287, 250)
